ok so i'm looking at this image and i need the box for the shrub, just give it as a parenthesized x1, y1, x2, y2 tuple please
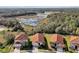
(4, 34, 15, 46)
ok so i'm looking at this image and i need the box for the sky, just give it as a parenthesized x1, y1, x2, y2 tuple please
(0, 0, 79, 7)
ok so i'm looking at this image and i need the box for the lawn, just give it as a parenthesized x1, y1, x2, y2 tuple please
(64, 36, 71, 50)
(0, 45, 14, 53)
(44, 34, 52, 49)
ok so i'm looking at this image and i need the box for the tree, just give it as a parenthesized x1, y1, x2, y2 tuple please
(12, 23, 24, 32)
(20, 39, 32, 50)
(4, 34, 15, 46)
(55, 26, 63, 34)
(28, 12, 79, 35)
(76, 28, 79, 35)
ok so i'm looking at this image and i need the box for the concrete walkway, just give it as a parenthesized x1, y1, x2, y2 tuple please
(14, 48, 20, 53)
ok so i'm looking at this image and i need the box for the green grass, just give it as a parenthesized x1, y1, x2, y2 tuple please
(65, 36, 75, 52)
(0, 45, 14, 53)
(44, 34, 51, 49)
(64, 36, 70, 50)
(0, 31, 5, 35)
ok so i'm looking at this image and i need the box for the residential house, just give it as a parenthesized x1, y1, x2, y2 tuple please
(31, 33, 45, 52)
(32, 33, 45, 47)
(70, 36, 79, 52)
(32, 33, 44, 44)
(50, 34, 65, 52)
(14, 32, 28, 50)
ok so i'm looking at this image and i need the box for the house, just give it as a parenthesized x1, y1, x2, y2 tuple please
(31, 33, 45, 47)
(15, 32, 28, 43)
(50, 34, 65, 52)
(14, 32, 28, 50)
(50, 34, 64, 43)
(31, 33, 45, 52)
(32, 33, 45, 45)
(70, 36, 79, 52)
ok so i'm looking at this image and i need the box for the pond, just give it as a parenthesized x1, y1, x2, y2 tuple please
(19, 13, 48, 26)
(19, 18, 38, 26)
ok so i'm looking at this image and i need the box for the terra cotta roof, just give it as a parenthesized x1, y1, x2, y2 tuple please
(71, 39, 79, 44)
(50, 34, 64, 43)
(32, 33, 44, 43)
(70, 35, 79, 41)
(15, 32, 28, 40)
(70, 36, 79, 44)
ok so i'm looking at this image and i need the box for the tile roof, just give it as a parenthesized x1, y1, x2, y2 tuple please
(32, 33, 44, 43)
(50, 34, 64, 43)
(71, 39, 79, 44)
(15, 32, 28, 40)
(70, 36, 79, 44)
(70, 35, 79, 41)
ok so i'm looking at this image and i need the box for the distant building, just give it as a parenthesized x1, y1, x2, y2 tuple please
(37, 13, 47, 18)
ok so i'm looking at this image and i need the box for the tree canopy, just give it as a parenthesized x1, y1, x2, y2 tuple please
(29, 12, 79, 35)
